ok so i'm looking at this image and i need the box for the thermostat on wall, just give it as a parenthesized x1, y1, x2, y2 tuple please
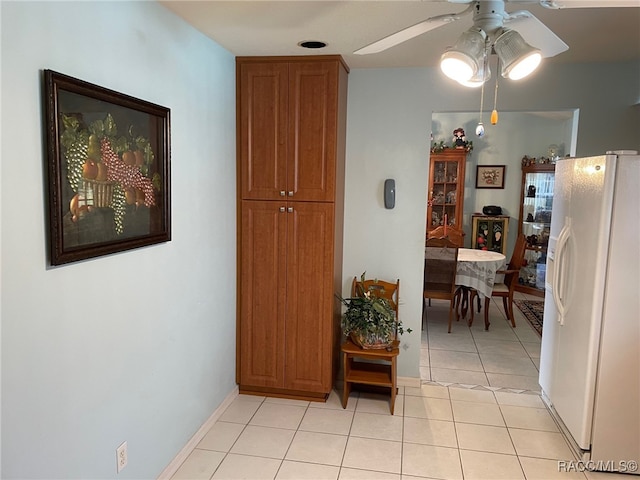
(384, 179, 395, 209)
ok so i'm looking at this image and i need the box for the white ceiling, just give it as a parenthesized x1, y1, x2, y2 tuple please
(159, 1, 640, 69)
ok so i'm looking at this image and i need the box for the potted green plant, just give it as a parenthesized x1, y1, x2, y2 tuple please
(338, 274, 411, 350)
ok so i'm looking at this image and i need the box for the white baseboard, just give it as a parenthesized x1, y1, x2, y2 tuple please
(157, 386, 239, 479)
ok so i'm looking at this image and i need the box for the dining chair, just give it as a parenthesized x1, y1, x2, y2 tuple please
(427, 225, 465, 247)
(425, 235, 461, 308)
(423, 240, 460, 333)
(470, 234, 527, 330)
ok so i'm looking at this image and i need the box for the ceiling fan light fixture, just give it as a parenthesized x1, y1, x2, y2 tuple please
(458, 59, 490, 88)
(506, 51, 542, 80)
(440, 28, 486, 82)
(494, 29, 542, 80)
(441, 54, 475, 82)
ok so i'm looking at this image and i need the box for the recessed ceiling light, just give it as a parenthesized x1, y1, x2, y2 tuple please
(298, 41, 327, 49)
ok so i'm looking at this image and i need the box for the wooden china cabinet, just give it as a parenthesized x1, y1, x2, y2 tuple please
(516, 161, 555, 297)
(427, 148, 468, 237)
(236, 56, 349, 401)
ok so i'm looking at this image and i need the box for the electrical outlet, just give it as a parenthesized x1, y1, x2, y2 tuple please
(116, 441, 128, 473)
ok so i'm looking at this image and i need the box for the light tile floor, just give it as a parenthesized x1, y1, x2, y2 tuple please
(171, 387, 629, 480)
(421, 291, 544, 393)
(171, 292, 631, 479)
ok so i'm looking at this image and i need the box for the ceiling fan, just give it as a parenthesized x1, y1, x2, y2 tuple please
(355, 0, 639, 85)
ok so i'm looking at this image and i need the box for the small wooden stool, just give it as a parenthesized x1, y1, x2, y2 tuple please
(341, 338, 400, 414)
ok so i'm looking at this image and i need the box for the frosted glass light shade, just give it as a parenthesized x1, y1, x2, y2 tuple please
(441, 55, 475, 82)
(494, 29, 542, 80)
(440, 28, 486, 82)
(458, 62, 490, 88)
(506, 51, 542, 80)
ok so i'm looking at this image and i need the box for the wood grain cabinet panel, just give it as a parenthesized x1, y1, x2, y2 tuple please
(239, 62, 288, 201)
(283, 202, 334, 392)
(239, 200, 334, 391)
(239, 200, 287, 389)
(237, 56, 348, 400)
(239, 60, 340, 202)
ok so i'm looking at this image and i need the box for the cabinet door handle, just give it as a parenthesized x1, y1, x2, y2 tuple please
(279, 207, 286, 213)
(287, 207, 293, 213)
(288, 191, 294, 197)
(280, 190, 286, 197)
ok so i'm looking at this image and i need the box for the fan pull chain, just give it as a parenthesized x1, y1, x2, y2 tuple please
(476, 43, 490, 137)
(491, 58, 500, 125)
(476, 79, 485, 137)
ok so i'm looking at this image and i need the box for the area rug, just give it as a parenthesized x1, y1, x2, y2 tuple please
(515, 300, 544, 337)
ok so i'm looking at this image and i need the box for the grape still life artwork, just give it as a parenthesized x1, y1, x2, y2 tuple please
(43, 70, 171, 265)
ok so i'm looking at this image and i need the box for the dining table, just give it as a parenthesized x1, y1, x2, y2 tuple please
(454, 248, 506, 321)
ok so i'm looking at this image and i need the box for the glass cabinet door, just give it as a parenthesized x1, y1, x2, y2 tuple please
(427, 149, 467, 232)
(471, 215, 509, 254)
(517, 162, 555, 296)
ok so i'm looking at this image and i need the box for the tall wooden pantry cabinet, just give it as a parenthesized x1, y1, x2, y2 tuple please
(236, 56, 349, 401)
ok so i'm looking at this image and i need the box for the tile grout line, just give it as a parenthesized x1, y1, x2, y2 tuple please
(208, 396, 266, 479)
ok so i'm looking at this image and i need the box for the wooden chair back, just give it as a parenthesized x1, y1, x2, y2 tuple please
(503, 234, 527, 289)
(424, 245, 459, 297)
(351, 276, 400, 319)
(427, 225, 465, 247)
(423, 244, 460, 333)
(426, 236, 459, 249)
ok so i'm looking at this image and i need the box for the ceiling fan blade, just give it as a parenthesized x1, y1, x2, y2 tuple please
(354, 6, 473, 55)
(506, 12, 569, 58)
(354, 18, 456, 55)
(507, 0, 640, 7)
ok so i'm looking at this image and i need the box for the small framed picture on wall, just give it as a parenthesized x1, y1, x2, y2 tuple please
(476, 165, 506, 189)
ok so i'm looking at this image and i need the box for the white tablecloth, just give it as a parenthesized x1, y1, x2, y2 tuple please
(455, 249, 506, 298)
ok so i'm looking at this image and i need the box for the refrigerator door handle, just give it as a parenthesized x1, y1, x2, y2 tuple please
(553, 217, 571, 326)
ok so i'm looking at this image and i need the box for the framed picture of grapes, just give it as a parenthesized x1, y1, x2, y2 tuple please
(43, 70, 171, 265)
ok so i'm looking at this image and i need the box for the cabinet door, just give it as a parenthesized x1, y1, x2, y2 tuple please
(472, 216, 508, 254)
(288, 62, 338, 202)
(239, 201, 287, 388)
(239, 63, 288, 200)
(427, 150, 466, 231)
(284, 202, 335, 392)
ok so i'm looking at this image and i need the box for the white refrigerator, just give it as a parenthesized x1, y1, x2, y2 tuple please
(539, 151, 640, 473)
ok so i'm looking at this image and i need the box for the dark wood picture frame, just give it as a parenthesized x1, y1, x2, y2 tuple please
(476, 165, 506, 189)
(43, 70, 171, 265)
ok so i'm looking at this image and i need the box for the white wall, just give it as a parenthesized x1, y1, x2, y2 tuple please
(344, 62, 639, 378)
(1, 2, 236, 478)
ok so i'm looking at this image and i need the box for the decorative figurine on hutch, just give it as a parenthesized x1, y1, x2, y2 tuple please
(453, 128, 468, 149)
